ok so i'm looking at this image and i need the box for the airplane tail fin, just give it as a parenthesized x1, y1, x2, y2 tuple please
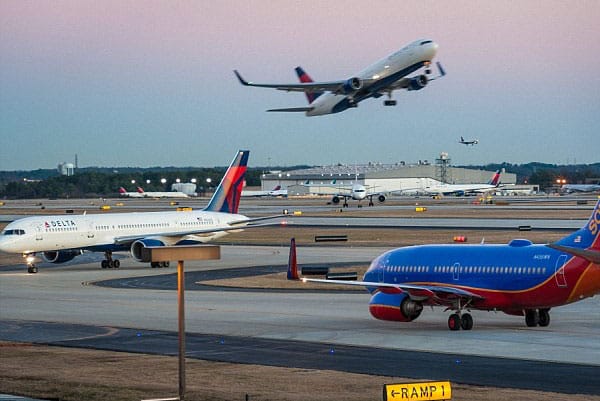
(118, 187, 126, 194)
(553, 200, 600, 251)
(287, 237, 299, 280)
(295, 66, 323, 104)
(488, 170, 501, 187)
(203, 150, 249, 214)
(273, 185, 281, 191)
(137, 187, 145, 193)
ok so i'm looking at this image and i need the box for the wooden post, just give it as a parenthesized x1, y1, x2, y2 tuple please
(178, 260, 185, 400)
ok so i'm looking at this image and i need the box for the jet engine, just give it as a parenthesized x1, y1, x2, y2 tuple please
(42, 250, 81, 264)
(378, 194, 386, 203)
(341, 77, 362, 94)
(369, 292, 423, 322)
(130, 238, 165, 262)
(407, 75, 428, 91)
(331, 196, 341, 204)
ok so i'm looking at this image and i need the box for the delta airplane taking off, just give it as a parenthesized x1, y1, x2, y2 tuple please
(234, 39, 444, 116)
(0, 151, 280, 273)
(289, 200, 600, 330)
(424, 170, 502, 196)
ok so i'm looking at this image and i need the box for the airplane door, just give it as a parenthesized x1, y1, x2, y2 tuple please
(453, 262, 460, 280)
(554, 254, 568, 287)
(35, 225, 43, 241)
(87, 221, 95, 239)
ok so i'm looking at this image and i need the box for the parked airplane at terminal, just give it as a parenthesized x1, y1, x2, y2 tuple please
(0, 151, 281, 273)
(234, 39, 444, 116)
(424, 170, 502, 196)
(118, 187, 144, 198)
(289, 200, 600, 330)
(241, 185, 288, 197)
(561, 183, 600, 193)
(118, 186, 189, 198)
(459, 136, 478, 146)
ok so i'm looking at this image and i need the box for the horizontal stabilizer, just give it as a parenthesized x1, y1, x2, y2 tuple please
(547, 243, 600, 264)
(267, 107, 313, 112)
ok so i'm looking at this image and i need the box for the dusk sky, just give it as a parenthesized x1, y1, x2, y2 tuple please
(1, 1, 599, 170)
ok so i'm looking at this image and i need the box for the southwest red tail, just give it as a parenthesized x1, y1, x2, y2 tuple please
(203, 150, 249, 214)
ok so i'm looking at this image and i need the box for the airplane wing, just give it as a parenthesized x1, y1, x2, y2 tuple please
(113, 215, 287, 245)
(234, 70, 357, 94)
(302, 277, 485, 303)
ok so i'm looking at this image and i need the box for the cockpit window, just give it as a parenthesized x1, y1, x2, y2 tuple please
(1, 229, 25, 235)
(420, 40, 433, 45)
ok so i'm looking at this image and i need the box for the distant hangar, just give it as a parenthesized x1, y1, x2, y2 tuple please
(261, 161, 518, 196)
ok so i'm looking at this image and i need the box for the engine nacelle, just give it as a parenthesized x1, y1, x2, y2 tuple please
(407, 75, 428, 91)
(331, 196, 341, 204)
(130, 239, 165, 262)
(369, 292, 423, 322)
(341, 77, 362, 94)
(377, 194, 386, 203)
(42, 250, 81, 264)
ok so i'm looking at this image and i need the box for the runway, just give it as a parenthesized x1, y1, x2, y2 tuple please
(1, 245, 599, 394)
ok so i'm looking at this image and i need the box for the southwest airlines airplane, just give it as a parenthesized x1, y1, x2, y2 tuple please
(289, 200, 600, 330)
(234, 39, 444, 116)
(0, 151, 278, 273)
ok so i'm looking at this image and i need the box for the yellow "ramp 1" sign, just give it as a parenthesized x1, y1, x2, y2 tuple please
(383, 381, 452, 401)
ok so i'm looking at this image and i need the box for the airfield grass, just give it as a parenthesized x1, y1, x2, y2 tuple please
(0, 203, 597, 401)
(1, 342, 599, 401)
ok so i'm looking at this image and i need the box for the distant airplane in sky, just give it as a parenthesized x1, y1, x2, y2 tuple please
(423, 170, 502, 196)
(289, 200, 600, 330)
(561, 183, 600, 193)
(234, 39, 444, 116)
(459, 136, 479, 146)
(0, 151, 283, 273)
(241, 185, 288, 197)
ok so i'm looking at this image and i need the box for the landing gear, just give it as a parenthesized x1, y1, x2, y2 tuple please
(27, 265, 38, 274)
(100, 251, 120, 269)
(383, 100, 397, 106)
(150, 261, 170, 268)
(525, 309, 551, 327)
(368, 196, 374, 207)
(447, 312, 473, 331)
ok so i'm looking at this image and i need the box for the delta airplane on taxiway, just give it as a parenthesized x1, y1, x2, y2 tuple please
(0, 151, 282, 273)
(288, 200, 600, 330)
(234, 39, 444, 116)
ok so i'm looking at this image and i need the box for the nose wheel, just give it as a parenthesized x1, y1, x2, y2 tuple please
(24, 253, 38, 274)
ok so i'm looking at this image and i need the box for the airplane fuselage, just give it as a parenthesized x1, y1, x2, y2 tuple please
(0, 210, 247, 255)
(364, 241, 600, 318)
(307, 40, 438, 116)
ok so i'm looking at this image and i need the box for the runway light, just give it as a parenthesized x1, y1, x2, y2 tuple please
(136, 332, 142, 337)
(220, 338, 225, 344)
(329, 347, 335, 354)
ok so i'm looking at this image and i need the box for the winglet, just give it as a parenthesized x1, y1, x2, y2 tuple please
(287, 238, 299, 280)
(233, 70, 250, 86)
(437, 62, 446, 77)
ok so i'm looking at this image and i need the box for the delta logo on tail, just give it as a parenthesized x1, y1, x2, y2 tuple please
(289, 200, 600, 330)
(205, 150, 249, 214)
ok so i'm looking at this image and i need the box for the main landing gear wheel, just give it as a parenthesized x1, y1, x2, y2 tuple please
(538, 309, 550, 327)
(448, 314, 461, 331)
(101, 251, 118, 269)
(525, 309, 539, 327)
(383, 100, 397, 106)
(460, 313, 473, 330)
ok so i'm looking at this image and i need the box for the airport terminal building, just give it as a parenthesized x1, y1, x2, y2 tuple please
(260, 161, 519, 196)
